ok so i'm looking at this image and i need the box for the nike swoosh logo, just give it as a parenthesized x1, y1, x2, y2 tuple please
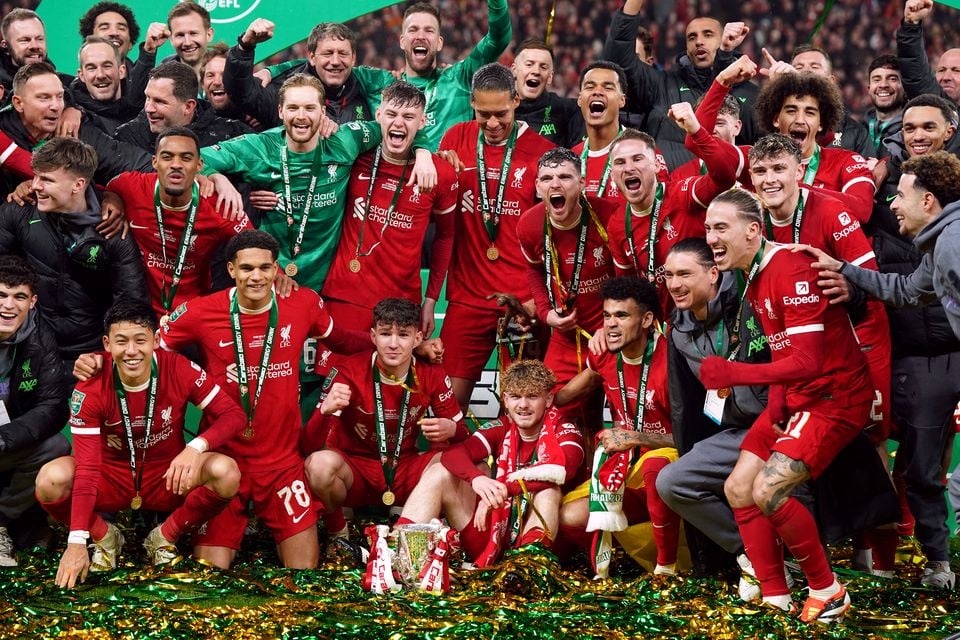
(28, 219, 42, 224)
(218, 339, 234, 347)
(679, 87, 690, 92)
(357, 173, 371, 181)
(885, 194, 896, 202)
(129, 222, 151, 229)
(292, 510, 310, 524)
(270, 172, 282, 180)
(738, 96, 747, 103)
(105, 420, 121, 427)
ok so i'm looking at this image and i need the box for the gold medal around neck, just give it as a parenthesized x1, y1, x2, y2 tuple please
(130, 495, 143, 510)
(382, 490, 395, 506)
(284, 262, 299, 277)
(349, 259, 362, 273)
(486, 246, 500, 261)
(159, 314, 170, 328)
(243, 425, 255, 440)
(717, 388, 731, 399)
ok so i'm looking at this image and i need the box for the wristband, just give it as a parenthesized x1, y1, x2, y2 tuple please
(237, 33, 254, 52)
(186, 437, 208, 453)
(68, 530, 89, 545)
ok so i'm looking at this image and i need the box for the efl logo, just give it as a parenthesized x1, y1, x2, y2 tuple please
(795, 281, 809, 295)
(200, 0, 262, 24)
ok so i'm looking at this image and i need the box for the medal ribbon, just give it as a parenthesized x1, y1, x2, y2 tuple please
(153, 181, 199, 313)
(800, 144, 820, 186)
(624, 182, 664, 282)
(544, 196, 608, 312)
(113, 357, 158, 501)
(476, 122, 518, 246)
(867, 117, 888, 151)
(280, 144, 321, 260)
(355, 146, 411, 259)
(229, 289, 278, 429)
(729, 239, 767, 361)
(763, 190, 806, 244)
(578, 126, 623, 197)
(616, 333, 656, 432)
(372, 359, 417, 491)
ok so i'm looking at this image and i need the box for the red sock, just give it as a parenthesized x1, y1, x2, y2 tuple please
(767, 497, 834, 590)
(395, 516, 414, 526)
(517, 527, 547, 547)
(553, 522, 593, 561)
(642, 457, 680, 566)
(892, 469, 915, 536)
(733, 505, 789, 596)
(323, 507, 347, 534)
(39, 494, 108, 540)
(867, 527, 898, 571)
(162, 486, 231, 542)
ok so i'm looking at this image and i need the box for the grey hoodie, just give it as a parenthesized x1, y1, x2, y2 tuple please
(842, 199, 960, 339)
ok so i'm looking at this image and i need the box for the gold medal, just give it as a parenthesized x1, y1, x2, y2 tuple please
(243, 425, 254, 440)
(131, 495, 143, 510)
(382, 490, 395, 506)
(717, 387, 731, 399)
(284, 262, 298, 277)
(159, 314, 170, 328)
(349, 258, 361, 273)
(486, 246, 500, 261)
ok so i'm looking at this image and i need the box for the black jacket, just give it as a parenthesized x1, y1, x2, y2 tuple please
(896, 20, 952, 101)
(602, 10, 759, 170)
(115, 99, 253, 153)
(668, 271, 770, 454)
(0, 193, 149, 362)
(819, 111, 876, 158)
(0, 308, 69, 452)
(223, 43, 371, 129)
(0, 108, 152, 188)
(516, 91, 584, 148)
(68, 77, 143, 137)
(863, 108, 904, 160)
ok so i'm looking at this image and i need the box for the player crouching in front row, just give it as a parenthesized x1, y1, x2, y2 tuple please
(35, 302, 246, 588)
(396, 360, 584, 566)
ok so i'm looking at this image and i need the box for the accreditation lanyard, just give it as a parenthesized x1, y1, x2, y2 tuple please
(616, 334, 656, 432)
(355, 146, 410, 260)
(729, 239, 767, 361)
(229, 289, 278, 438)
(763, 191, 805, 244)
(372, 361, 418, 491)
(280, 144, 320, 259)
(624, 182, 664, 282)
(544, 197, 607, 312)
(153, 181, 199, 314)
(113, 358, 158, 506)
(477, 123, 518, 247)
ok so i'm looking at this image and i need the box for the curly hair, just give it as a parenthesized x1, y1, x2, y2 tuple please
(600, 276, 662, 321)
(373, 298, 421, 330)
(501, 359, 557, 397)
(755, 72, 843, 135)
(78, 2, 140, 45)
(901, 151, 960, 208)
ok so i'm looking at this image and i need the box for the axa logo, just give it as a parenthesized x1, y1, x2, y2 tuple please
(200, 0, 262, 24)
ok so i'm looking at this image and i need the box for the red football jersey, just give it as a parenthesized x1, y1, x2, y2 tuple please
(159, 287, 333, 471)
(517, 196, 618, 339)
(67, 349, 244, 532)
(107, 172, 252, 318)
(322, 151, 459, 307)
(439, 120, 555, 310)
(801, 146, 875, 223)
(586, 333, 671, 436)
(324, 351, 467, 460)
(571, 138, 672, 204)
(746, 246, 871, 407)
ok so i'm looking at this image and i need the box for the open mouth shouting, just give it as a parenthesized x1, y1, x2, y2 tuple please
(788, 126, 808, 147)
(548, 192, 566, 211)
(587, 99, 607, 119)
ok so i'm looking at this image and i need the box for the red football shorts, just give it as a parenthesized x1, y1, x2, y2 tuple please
(439, 302, 502, 380)
(93, 460, 183, 514)
(330, 447, 441, 508)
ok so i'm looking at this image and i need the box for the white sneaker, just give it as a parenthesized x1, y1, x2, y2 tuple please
(737, 553, 795, 602)
(920, 561, 956, 590)
(143, 526, 181, 566)
(90, 522, 124, 572)
(0, 527, 17, 567)
(653, 563, 676, 576)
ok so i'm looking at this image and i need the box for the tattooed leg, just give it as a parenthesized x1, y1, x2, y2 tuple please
(753, 452, 810, 516)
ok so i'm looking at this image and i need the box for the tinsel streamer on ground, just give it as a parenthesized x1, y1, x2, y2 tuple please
(0, 527, 956, 639)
